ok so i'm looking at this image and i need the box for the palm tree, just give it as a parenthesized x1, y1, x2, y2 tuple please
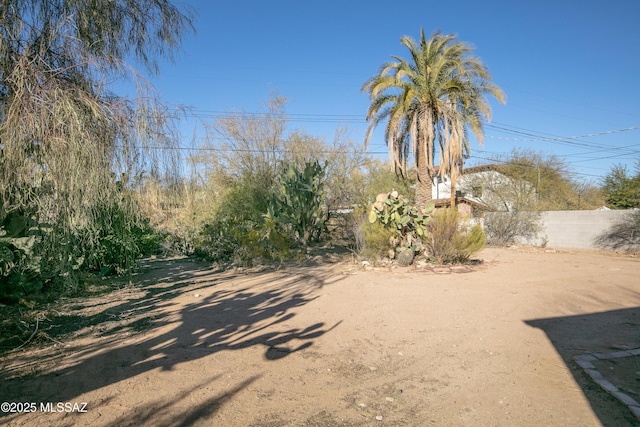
(362, 29, 505, 208)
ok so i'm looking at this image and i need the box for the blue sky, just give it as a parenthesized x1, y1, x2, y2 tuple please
(144, 0, 640, 182)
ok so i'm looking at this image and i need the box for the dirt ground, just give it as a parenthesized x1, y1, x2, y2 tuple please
(0, 247, 639, 426)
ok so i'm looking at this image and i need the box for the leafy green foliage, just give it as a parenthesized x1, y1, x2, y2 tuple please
(195, 218, 242, 263)
(194, 173, 297, 265)
(195, 177, 271, 263)
(602, 163, 640, 209)
(0, 212, 43, 303)
(356, 159, 415, 207)
(0, 179, 168, 303)
(266, 161, 329, 249)
(490, 149, 604, 210)
(425, 208, 486, 264)
(80, 201, 162, 275)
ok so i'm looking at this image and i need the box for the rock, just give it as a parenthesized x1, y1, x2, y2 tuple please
(375, 415, 383, 421)
(610, 343, 632, 350)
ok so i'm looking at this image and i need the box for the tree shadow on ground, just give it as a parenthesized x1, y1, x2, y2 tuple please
(525, 307, 640, 427)
(0, 256, 344, 425)
(0, 258, 222, 351)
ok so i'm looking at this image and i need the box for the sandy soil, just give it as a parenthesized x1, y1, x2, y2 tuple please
(0, 247, 639, 426)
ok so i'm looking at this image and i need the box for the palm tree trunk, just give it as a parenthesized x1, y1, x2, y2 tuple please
(415, 144, 433, 209)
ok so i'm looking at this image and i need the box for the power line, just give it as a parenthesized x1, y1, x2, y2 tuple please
(486, 125, 640, 142)
(121, 110, 640, 177)
(183, 109, 640, 157)
(468, 154, 605, 180)
(485, 123, 638, 152)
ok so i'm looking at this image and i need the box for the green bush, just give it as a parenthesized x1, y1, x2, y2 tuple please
(0, 211, 43, 303)
(194, 176, 299, 265)
(239, 217, 294, 263)
(194, 177, 271, 263)
(76, 199, 162, 276)
(196, 217, 294, 265)
(0, 204, 170, 304)
(357, 218, 397, 260)
(0, 202, 162, 301)
(195, 218, 241, 263)
(425, 208, 486, 264)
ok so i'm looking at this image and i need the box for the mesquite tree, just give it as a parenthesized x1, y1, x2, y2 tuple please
(0, 1, 193, 295)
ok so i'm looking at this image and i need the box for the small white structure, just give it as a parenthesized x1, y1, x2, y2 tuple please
(432, 164, 535, 213)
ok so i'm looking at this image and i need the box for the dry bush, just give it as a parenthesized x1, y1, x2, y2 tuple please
(594, 210, 640, 252)
(425, 208, 486, 264)
(484, 211, 542, 246)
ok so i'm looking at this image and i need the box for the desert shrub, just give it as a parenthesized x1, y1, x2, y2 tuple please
(425, 208, 486, 264)
(484, 210, 542, 245)
(195, 218, 242, 262)
(239, 217, 294, 263)
(195, 174, 300, 264)
(0, 196, 163, 302)
(134, 220, 166, 256)
(195, 178, 270, 259)
(196, 217, 293, 265)
(356, 219, 397, 260)
(602, 163, 640, 209)
(80, 201, 143, 275)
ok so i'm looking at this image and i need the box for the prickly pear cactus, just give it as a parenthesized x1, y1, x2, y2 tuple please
(367, 191, 433, 260)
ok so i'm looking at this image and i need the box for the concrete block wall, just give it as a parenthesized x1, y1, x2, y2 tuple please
(486, 209, 635, 250)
